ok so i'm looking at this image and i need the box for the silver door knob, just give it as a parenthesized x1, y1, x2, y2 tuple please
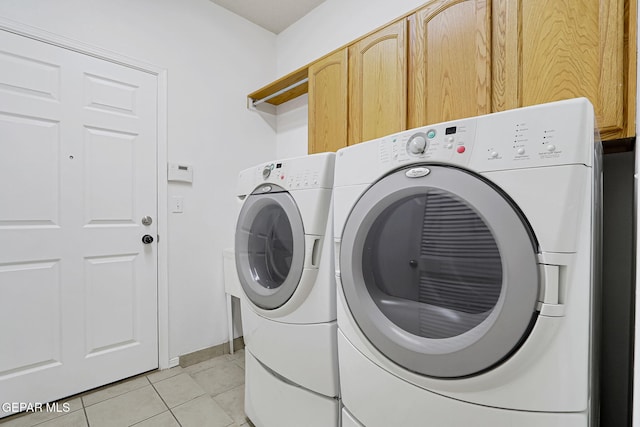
(142, 216, 153, 226)
(142, 235, 154, 244)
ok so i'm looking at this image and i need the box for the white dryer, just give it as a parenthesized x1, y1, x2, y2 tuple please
(235, 153, 339, 427)
(333, 98, 600, 426)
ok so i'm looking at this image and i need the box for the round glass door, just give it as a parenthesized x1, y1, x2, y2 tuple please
(340, 165, 540, 378)
(235, 185, 305, 310)
(363, 188, 503, 340)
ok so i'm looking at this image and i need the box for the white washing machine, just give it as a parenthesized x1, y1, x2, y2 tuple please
(333, 98, 600, 426)
(235, 153, 339, 427)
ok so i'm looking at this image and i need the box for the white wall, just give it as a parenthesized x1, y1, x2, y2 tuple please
(274, 0, 427, 158)
(275, 94, 309, 159)
(0, 0, 278, 360)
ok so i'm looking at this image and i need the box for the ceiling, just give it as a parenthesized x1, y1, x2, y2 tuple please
(209, 0, 326, 34)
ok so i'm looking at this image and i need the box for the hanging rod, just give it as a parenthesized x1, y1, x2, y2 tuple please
(251, 77, 309, 107)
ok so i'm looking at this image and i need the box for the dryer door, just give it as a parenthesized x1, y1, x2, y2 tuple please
(340, 165, 540, 378)
(236, 184, 305, 310)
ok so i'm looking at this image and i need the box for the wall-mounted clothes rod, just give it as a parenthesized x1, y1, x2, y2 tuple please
(251, 77, 309, 107)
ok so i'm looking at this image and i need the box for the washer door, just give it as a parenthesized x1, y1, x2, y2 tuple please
(340, 165, 540, 378)
(235, 184, 305, 310)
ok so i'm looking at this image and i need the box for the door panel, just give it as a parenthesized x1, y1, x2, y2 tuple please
(84, 128, 136, 222)
(84, 255, 138, 356)
(0, 49, 60, 102)
(0, 114, 60, 224)
(0, 29, 158, 415)
(0, 261, 61, 374)
(84, 73, 138, 116)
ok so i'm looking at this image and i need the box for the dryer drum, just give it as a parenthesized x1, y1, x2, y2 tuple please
(248, 204, 294, 289)
(363, 188, 503, 340)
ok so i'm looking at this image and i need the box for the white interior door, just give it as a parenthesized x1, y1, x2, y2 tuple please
(0, 29, 158, 415)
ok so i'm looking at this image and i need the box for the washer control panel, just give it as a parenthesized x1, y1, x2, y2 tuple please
(377, 98, 593, 171)
(258, 160, 322, 189)
(471, 99, 592, 170)
(239, 153, 335, 193)
(380, 121, 476, 166)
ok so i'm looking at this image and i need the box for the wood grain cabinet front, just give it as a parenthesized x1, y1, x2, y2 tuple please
(348, 20, 408, 147)
(308, 49, 348, 154)
(278, 0, 636, 154)
(408, 0, 491, 128)
(494, 0, 635, 140)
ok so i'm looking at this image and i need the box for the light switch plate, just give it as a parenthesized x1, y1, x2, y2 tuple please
(172, 196, 184, 213)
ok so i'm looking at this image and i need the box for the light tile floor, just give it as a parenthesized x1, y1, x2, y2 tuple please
(0, 350, 253, 427)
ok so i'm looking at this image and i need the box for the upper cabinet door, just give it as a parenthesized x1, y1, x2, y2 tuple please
(251, 0, 636, 144)
(494, 0, 635, 140)
(308, 49, 348, 154)
(349, 20, 408, 146)
(408, 0, 491, 128)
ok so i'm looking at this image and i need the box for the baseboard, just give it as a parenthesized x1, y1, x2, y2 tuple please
(179, 337, 245, 368)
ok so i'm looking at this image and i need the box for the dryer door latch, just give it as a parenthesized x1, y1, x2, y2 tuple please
(538, 264, 564, 317)
(536, 252, 571, 317)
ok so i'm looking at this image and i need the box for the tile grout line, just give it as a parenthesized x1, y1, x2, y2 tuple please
(83, 403, 91, 427)
(84, 375, 162, 427)
(128, 375, 175, 426)
(182, 357, 246, 426)
(81, 374, 152, 409)
(200, 360, 247, 426)
(148, 377, 183, 427)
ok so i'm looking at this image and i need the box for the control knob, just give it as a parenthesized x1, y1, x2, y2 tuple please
(407, 134, 428, 155)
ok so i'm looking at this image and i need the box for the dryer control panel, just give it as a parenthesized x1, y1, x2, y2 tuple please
(374, 98, 595, 173)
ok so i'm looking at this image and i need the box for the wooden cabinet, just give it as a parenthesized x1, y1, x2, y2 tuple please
(348, 20, 408, 146)
(308, 49, 348, 153)
(493, 0, 635, 140)
(408, 0, 491, 128)
(410, 0, 635, 139)
(250, 0, 636, 150)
